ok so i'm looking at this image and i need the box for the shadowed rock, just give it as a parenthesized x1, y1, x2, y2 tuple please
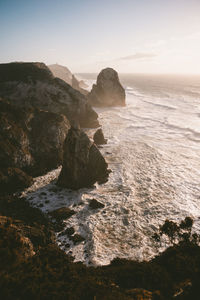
(57, 127, 110, 189)
(0, 62, 99, 128)
(49, 207, 75, 221)
(93, 128, 107, 145)
(88, 67, 126, 107)
(0, 168, 33, 194)
(0, 98, 70, 177)
(89, 199, 105, 209)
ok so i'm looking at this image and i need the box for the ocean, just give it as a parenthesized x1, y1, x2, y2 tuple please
(24, 73, 200, 266)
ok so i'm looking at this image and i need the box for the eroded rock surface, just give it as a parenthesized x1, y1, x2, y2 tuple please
(57, 126, 110, 189)
(0, 98, 70, 178)
(88, 67, 126, 107)
(0, 62, 98, 128)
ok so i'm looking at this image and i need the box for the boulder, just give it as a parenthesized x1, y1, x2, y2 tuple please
(89, 199, 105, 209)
(57, 127, 110, 189)
(88, 67, 126, 107)
(93, 128, 107, 145)
(0, 98, 70, 176)
(49, 207, 75, 221)
(0, 62, 99, 128)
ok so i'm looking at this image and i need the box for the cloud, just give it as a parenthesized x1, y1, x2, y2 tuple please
(119, 52, 157, 61)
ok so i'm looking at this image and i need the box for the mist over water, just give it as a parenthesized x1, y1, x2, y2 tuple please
(26, 74, 200, 266)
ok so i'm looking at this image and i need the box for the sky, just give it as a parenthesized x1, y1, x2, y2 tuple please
(0, 0, 200, 74)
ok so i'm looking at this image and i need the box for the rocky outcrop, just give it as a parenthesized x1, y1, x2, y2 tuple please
(48, 64, 88, 95)
(0, 98, 70, 177)
(89, 199, 105, 209)
(0, 168, 33, 194)
(0, 62, 99, 128)
(57, 126, 110, 189)
(48, 64, 73, 85)
(88, 67, 126, 107)
(93, 128, 107, 145)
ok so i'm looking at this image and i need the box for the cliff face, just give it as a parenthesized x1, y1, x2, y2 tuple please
(0, 98, 70, 178)
(48, 64, 72, 85)
(88, 67, 126, 107)
(48, 64, 88, 96)
(0, 62, 98, 128)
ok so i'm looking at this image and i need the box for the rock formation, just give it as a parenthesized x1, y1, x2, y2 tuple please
(0, 62, 98, 128)
(48, 64, 73, 85)
(48, 63, 88, 95)
(0, 98, 70, 178)
(88, 67, 126, 107)
(57, 126, 110, 189)
(0, 168, 33, 194)
(93, 128, 107, 145)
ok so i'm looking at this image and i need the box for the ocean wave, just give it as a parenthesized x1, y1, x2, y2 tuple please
(139, 98, 177, 110)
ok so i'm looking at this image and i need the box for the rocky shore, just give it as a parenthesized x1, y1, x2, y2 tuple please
(0, 62, 200, 300)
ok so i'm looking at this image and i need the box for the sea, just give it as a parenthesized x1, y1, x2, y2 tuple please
(24, 73, 200, 266)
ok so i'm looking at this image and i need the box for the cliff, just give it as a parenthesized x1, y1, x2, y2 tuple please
(0, 62, 98, 128)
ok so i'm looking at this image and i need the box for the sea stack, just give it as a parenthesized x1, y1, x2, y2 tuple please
(57, 126, 110, 190)
(93, 128, 107, 145)
(88, 67, 126, 107)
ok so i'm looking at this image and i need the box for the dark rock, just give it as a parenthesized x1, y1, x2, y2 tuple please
(29, 109, 70, 175)
(88, 67, 126, 107)
(89, 199, 105, 209)
(63, 227, 75, 236)
(69, 234, 85, 244)
(57, 127, 110, 189)
(0, 62, 99, 128)
(93, 128, 107, 145)
(49, 207, 75, 221)
(0, 167, 33, 194)
(0, 98, 70, 176)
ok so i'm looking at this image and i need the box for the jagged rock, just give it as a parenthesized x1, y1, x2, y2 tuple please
(0, 168, 33, 194)
(93, 128, 107, 145)
(69, 234, 85, 244)
(0, 62, 99, 128)
(63, 227, 75, 236)
(0, 98, 70, 176)
(88, 67, 126, 107)
(49, 207, 75, 221)
(89, 199, 105, 209)
(28, 109, 70, 175)
(57, 127, 110, 189)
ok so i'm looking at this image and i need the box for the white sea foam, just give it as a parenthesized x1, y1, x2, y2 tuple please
(23, 75, 200, 266)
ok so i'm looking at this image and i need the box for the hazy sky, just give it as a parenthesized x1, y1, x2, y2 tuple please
(1, 0, 200, 73)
